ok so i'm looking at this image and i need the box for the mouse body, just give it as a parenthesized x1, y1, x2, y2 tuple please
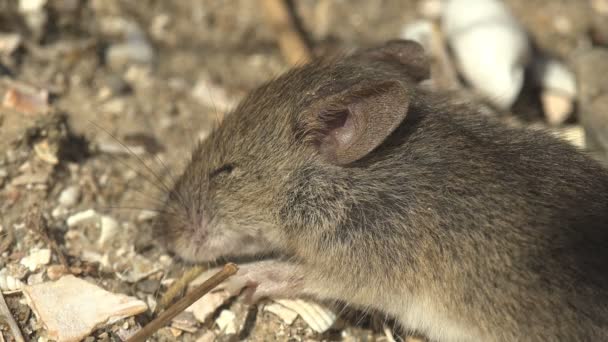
(156, 40, 608, 341)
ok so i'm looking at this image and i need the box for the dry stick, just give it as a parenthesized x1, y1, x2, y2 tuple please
(0, 291, 25, 342)
(261, 0, 312, 65)
(127, 263, 239, 342)
(157, 265, 206, 312)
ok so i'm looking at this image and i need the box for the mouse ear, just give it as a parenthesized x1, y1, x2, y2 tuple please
(353, 39, 430, 82)
(298, 80, 410, 165)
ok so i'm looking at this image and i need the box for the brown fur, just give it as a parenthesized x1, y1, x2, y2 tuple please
(155, 40, 608, 341)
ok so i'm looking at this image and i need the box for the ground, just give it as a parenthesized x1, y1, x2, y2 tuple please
(0, 0, 606, 341)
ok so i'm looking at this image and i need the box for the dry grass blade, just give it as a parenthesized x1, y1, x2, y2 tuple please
(0, 291, 25, 342)
(261, 0, 312, 65)
(127, 263, 238, 342)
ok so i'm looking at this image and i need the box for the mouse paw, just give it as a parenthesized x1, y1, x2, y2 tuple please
(204, 260, 305, 304)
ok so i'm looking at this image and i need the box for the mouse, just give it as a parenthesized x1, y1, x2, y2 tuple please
(154, 39, 608, 341)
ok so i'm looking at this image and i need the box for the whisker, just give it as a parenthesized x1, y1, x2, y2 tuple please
(98, 205, 179, 217)
(89, 120, 191, 212)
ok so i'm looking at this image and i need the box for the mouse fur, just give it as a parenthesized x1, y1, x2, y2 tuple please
(156, 40, 608, 341)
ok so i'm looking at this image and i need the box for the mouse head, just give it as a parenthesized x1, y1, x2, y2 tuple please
(156, 40, 430, 262)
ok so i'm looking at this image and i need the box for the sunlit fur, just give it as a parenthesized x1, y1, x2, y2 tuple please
(155, 42, 608, 341)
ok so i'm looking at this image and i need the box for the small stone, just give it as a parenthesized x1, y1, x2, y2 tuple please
(51, 206, 70, 219)
(2, 86, 49, 116)
(0, 33, 22, 55)
(106, 38, 154, 69)
(191, 76, 238, 113)
(541, 91, 574, 126)
(171, 312, 198, 333)
(22, 275, 147, 342)
(46, 264, 68, 281)
(27, 272, 44, 285)
(19, 0, 46, 12)
(187, 290, 232, 323)
(215, 309, 237, 335)
(418, 0, 442, 19)
(58, 185, 80, 207)
(20, 248, 51, 272)
(98, 215, 119, 247)
(195, 331, 216, 342)
(136, 279, 160, 294)
(66, 209, 99, 228)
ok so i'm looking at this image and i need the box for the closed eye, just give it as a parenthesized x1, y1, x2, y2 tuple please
(209, 163, 235, 178)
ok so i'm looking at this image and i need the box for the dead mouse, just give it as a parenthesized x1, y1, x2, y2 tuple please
(155, 40, 608, 341)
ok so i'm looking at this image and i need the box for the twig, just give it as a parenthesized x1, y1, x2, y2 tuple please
(261, 0, 312, 65)
(0, 291, 25, 342)
(430, 22, 460, 90)
(127, 263, 238, 342)
(27, 209, 70, 271)
(157, 265, 206, 312)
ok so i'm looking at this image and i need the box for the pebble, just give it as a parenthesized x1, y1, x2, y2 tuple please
(106, 37, 154, 69)
(195, 331, 216, 342)
(2, 86, 50, 116)
(187, 290, 232, 323)
(541, 91, 574, 126)
(191, 76, 238, 113)
(22, 275, 147, 342)
(97, 215, 119, 247)
(58, 185, 81, 207)
(66, 209, 99, 228)
(0, 33, 22, 55)
(46, 264, 69, 281)
(20, 248, 51, 272)
(215, 309, 237, 335)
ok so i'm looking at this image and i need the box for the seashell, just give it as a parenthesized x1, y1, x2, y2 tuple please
(264, 302, 299, 325)
(22, 275, 147, 342)
(0, 271, 24, 293)
(274, 299, 337, 333)
(442, 0, 531, 109)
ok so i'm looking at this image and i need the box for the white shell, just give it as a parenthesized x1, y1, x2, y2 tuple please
(22, 275, 147, 342)
(274, 299, 336, 333)
(264, 302, 299, 325)
(0, 271, 24, 293)
(442, 0, 530, 109)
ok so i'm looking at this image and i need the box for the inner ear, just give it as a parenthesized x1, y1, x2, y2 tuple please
(304, 81, 410, 165)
